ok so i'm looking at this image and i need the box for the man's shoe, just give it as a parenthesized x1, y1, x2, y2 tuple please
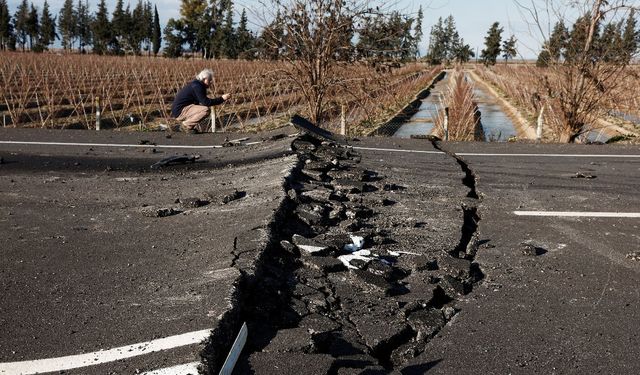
(181, 125, 199, 134)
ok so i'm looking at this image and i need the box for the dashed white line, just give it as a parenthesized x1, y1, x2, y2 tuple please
(514, 211, 640, 218)
(0, 329, 211, 375)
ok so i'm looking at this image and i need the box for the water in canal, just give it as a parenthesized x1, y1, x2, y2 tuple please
(394, 71, 519, 141)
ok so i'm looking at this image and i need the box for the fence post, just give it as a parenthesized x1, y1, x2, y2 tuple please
(210, 107, 216, 133)
(340, 104, 346, 136)
(95, 97, 101, 131)
(444, 107, 449, 141)
(536, 105, 544, 142)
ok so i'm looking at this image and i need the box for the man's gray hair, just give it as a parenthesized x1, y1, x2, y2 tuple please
(196, 69, 214, 81)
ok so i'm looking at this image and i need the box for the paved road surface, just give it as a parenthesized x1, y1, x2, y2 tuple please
(1, 129, 639, 374)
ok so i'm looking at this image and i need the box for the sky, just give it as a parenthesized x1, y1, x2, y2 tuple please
(4, 0, 611, 59)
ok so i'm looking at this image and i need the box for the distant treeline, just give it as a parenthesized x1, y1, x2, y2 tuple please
(536, 10, 639, 66)
(0, 0, 425, 61)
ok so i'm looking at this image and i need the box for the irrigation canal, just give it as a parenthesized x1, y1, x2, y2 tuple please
(393, 70, 519, 141)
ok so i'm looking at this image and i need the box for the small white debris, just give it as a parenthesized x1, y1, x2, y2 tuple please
(298, 245, 327, 254)
(343, 235, 365, 252)
(338, 251, 374, 269)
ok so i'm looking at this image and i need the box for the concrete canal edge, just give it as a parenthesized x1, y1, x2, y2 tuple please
(466, 69, 537, 140)
(368, 70, 447, 137)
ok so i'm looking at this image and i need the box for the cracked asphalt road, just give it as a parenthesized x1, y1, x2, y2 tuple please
(1, 129, 639, 374)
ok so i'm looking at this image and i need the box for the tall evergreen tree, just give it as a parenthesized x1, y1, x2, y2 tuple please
(76, 0, 91, 52)
(425, 15, 470, 64)
(548, 21, 569, 61)
(412, 5, 423, 59)
(220, 0, 236, 58)
(565, 14, 593, 62)
(26, 3, 39, 50)
(621, 9, 638, 61)
(111, 0, 127, 53)
(13, 0, 29, 50)
(596, 21, 623, 62)
(236, 8, 253, 59)
(355, 11, 414, 61)
(426, 17, 446, 64)
(58, 0, 76, 50)
(256, 10, 283, 60)
(0, 0, 12, 50)
(142, 1, 153, 54)
(152, 4, 161, 55)
(0, 0, 13, 50)
(502, 35, 517, 63)
(179, 0, 208, 53)
(163, 17, 184, 57)
(91, 0, 110, 54)
(480, 22, 503, 66)
(452, 38, 474, 63)
(130, 0, 146, 53)
(39, 0, 57, 50)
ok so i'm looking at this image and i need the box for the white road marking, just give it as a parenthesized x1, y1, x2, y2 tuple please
(353, 146, 640, 158)
(457, 152, 640, 158)
(514, 211, 640, 218)
(0, 141, 225, 149)
(0, 329, 211, 375)
(3, 141, 639, 158)
(140, 362, 200, 375)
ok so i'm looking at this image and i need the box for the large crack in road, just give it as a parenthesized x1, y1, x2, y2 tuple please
(201, 135, 484, 374)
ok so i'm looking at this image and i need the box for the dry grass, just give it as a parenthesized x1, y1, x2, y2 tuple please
(474, 64, 640, 142)
(432, 69, 481, 141)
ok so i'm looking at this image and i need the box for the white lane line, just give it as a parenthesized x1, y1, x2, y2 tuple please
(352, 146, 640, 158)
(140, 362, 200, 375)
(0, 329, 211, 375)
(0, 140, 224, 149)
(458, 152, 640, 158)
(514, 211, 640, 218)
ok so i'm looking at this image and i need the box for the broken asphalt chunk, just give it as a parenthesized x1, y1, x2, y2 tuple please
(292, 234, 330, 255)
(290, 114, 345, 144)
(244, 352, 336, 375)
(150, 154, 200, 169)
(262, 328, 314, 353)
(437, 256, 472, 280)
(438, 275, 468, 297)
(301, 314, 341, 335)
(142, 207, 182, 218)
(292, 139, 317, 152)
(301, 256, 346, 273)
(295, 203, 328, 226)
(178, 197, 209, 208)
(521, 242, 548, 256)
(407, 308, 445, 342)
(221, 189, 245, 204)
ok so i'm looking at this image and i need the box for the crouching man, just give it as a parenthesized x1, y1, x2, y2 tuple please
(170, 69, 231, 133)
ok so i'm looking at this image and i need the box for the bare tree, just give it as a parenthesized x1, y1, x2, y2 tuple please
(256, 0, 389, 126)
(515, 0, 638, 142)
